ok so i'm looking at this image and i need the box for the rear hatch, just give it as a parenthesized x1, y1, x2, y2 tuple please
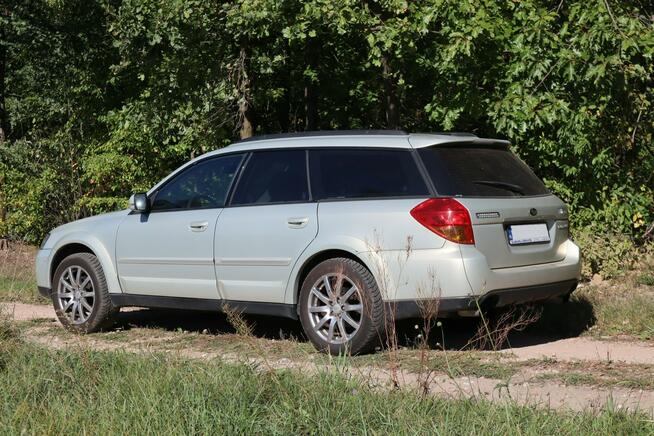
(417, 143, 569, 269)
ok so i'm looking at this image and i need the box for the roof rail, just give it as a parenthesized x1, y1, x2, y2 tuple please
(430, 132, 478, 137)
(233, 130, 408, 144)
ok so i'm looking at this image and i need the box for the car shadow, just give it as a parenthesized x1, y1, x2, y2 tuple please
(114, 308, 307, 341)
(396, 296, 597, 351)
(112, 297, 596, 352)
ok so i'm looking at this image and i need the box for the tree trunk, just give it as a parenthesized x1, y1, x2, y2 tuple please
(304, 39, 319, 131)
(381, 53, 400, 130)
(239, 99, 254, 139)
(236, 45, 255, 139)
(277, 84, 290, 132)
(0, 173, 6, 231)
(304, 84, 318, 131)
(277, 61, 291, 132)
(0, 11, 8, 143)
(0, 7, 8, 230)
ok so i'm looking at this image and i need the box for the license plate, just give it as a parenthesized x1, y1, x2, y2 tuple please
(507, 223, 550, 245)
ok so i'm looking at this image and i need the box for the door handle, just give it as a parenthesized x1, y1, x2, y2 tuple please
(189, 221, 209, 232)
(287, 217, 309, 228)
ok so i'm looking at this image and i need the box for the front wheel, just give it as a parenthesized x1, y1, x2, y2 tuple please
(51, 253, 116, 333)
(299, 258, 385, 355)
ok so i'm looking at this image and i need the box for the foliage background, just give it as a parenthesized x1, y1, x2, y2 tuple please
(0, 0, 652, 274)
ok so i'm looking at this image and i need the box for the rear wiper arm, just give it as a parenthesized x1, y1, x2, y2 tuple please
(473, 180, 525, 196)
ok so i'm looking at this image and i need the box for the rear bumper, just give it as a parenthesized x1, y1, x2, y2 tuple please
(389, 279, 577, 320)
(460, 239, 581, 294)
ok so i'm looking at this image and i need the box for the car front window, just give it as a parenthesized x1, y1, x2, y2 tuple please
(151, 154, 244, 211)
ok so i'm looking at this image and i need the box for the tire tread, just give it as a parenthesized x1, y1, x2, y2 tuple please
(299, 257, 385, 355)
(52, 252, 116, 333)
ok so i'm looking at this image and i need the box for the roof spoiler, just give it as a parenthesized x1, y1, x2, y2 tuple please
(442, 138, 511, 147)
(409, 134, 510, 149)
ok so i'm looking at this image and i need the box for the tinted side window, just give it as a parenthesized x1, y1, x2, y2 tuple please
(309, 149, 429, 200)
(151, 154, 244, 211)
(230, 150, 309, 205)
(418, 146, 549, 197)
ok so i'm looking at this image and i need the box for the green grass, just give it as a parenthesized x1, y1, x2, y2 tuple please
(535, 372, 600, 387)
(29, 322, 654, 393)
(342, 349, 520, 380)
(0, 322, 652, 434)
(0, 275, 42, 304)
(87, 321, 520, 380)
(531, 285, 654, 341)
(586, 292, 654, 341)
(535, 372, 654, 391)
(637, 273, 654, 287)
(0, 244, 42, 305)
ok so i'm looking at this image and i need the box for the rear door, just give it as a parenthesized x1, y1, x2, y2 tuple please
(215, 149, 318, 303)
(417, 144, 569, 269)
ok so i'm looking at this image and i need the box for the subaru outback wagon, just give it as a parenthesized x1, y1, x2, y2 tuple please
(36, 131, 581, 354)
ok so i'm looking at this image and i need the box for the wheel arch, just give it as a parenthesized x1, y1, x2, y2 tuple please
(288, 247, 385, 306)
(50, 243, 95, 283)
(48, 234, 122, 294)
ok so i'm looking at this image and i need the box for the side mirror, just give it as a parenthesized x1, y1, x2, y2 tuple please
(129, 193, 150, 213)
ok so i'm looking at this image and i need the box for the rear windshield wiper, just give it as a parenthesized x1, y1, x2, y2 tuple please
(473, 180, 525, 196)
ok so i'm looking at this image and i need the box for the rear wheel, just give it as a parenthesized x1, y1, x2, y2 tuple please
(299, 258, 385, 355)
(52, 253, 116, 333)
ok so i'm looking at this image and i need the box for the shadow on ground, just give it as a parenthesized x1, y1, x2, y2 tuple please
(115, 309, 306, 342)
(113, 296, 596, 352)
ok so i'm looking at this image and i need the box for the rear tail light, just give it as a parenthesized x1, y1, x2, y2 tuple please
(410, 198, 475, 244)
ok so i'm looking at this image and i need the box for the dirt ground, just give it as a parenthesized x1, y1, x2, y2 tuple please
(3, 301, 654, 417)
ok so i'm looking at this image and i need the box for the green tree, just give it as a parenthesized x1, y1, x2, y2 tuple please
(0, 0, 652, 246)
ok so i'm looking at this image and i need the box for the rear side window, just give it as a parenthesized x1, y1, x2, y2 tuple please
(231, 150, 309, 205)
(309, 149, 429, 200)
(418, 146, 549, 197)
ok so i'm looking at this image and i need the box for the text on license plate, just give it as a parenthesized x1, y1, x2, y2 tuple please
(507, 223, 550, 245)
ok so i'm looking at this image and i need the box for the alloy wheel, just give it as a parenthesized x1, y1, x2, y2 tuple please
(307, 273, 363, 344)
(56, 265, 95, 325)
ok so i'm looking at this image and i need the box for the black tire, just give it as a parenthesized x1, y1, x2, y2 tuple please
(299, 258, 385, 355)
(51, 253, 116, 333)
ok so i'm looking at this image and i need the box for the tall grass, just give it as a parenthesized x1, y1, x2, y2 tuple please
(0, 322, 651, 434)
(0, 243, 41, 304)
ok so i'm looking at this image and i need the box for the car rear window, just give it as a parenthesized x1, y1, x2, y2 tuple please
(309, 149, 429, 200)
(418, 145, 549, 197)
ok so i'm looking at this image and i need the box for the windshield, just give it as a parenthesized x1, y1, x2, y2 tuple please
(418, 145, 549, 197)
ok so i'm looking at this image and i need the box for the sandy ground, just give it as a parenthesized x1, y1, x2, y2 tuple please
(2, 302, 54, 321)
(3, 301, 654, 416)
(501, 336, 654, 365)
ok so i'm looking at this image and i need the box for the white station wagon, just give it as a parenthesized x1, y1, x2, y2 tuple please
(36, 131, 581, 354)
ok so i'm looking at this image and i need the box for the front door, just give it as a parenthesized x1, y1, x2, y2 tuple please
(215, 149, 317, 303)
(115, 153, 245, 299)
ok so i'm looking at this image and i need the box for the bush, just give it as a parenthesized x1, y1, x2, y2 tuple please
(0, 139, 89, 244)
(572, 227, 639, 280)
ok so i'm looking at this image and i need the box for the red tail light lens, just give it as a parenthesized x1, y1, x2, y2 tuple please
(410, 198, 475, 244)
